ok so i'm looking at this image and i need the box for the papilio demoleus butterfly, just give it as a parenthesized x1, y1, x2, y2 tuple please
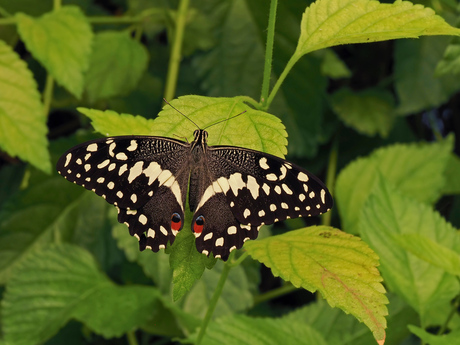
(57, 107, 333, 260)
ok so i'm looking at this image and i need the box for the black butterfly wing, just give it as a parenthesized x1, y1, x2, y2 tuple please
(190, 145, 332, 259)
(206, 146, 333, 225)
(56, 136, 191, 251)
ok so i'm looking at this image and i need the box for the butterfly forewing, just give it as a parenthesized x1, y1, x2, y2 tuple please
(56, 135, 191, 250)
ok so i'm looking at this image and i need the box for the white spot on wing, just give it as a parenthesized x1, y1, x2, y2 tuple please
(228, 172, 245, 196)
(128, 161, 144, 183)
(266, 173, 277, 181)
(87, 143, 98, 152)
(321, 189, 326, 204)
(138, 214, 147, 225)
(215, 237, 224, 247)
(116, 152, 128, 160)
(204, 233, 213, 241)
(160, 226, 168, 236)
(64, 153, 72, 167)
(298, 172, 309, 182)
(259, 157, 269, 170)
(243, 209, 251, 218)
(309, 191, 315, 199)
(127, 140, 138, 151)
(97, 159, 110, 169)
(147, 229, 155, 238)
(227, 226, 237, 235)
(246, 175, 260, 199)
(262, 183, 270, 195)
(282, 184, 293, 195)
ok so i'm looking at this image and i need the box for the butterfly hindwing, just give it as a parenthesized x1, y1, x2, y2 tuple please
(192, 193, 259, 260)
(205, 146, 333, 227)
(57, 135, 191, 251)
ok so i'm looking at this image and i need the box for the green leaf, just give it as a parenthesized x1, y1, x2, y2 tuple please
(330, 88, 395, 137)
(111, 212, 172, 294)
(442, 153, 460, 195)
(195, 314, 328, 345)
(170, 223, 215, 301)
(2, 244, 162, 344)
(319, 49, 352, 79)
(396, 233, 460, 276)
(408, 325, 460, 345)
(360, 177, 460, 324)
(0, 40, 50, 173)
(395, 36, 460, 115)
(85, 31, 149, 103)
(192, 1, 264, 99)
(16, 6, 93, 98)
(435, 37, 460, 76)
(244, 225, 388, 343)
(336, 136, 453, 233)
(80, 95, 288, 157)
(77, 107, 156, 136)
(182, 261, 253, 318)
(0, 176, 84, 284)
(296, 0, 460, 56)
(282, 294, 417, 345)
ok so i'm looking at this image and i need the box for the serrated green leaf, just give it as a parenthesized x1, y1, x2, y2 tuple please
(336, 136, 453, 233)
(244, 225, 387, 343)
(435, 37, 460, 76)
(0, 176, 84, 284)
(442, 153, 460, 195)
(85, 31, 149, 103)
(360, 177, 460, 324)
(77, 107, 157, 136)
(296, 0, 460, 57)
(395, 37, 460, 115)
(282, 294, 417, 345)
(195, 314, 328, 345)
(0, 40, 50, 173)
(2, 244, 162, 344)
(80, 95, 288, 157)
(396, 233, 460, 276)
(409, 325, 460, 345)
(330, 88, 395, 137)
(16, 6, 92, 98)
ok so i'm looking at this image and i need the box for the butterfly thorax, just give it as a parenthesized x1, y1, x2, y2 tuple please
(189, 129, 210, 212)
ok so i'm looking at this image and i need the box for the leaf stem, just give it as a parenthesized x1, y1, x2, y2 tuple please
(321, 134, 338, 226)
(195, 261, 232, 345)
(253, 283, 296, 305)
(54, 0, 61, 10)
(260, 0, 278, 106)
(126, 331, 139, 345)
(263, 52, 301, 111)
(438, 292, 460, 335)
(43, 74, 55, 116)
(163, 0, 189, 102)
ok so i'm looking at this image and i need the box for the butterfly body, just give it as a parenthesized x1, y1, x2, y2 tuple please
(57, 128, 332, 260)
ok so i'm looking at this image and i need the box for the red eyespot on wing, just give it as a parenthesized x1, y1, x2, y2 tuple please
(171, 213, 182, 231)
(193, 215, 205, 233)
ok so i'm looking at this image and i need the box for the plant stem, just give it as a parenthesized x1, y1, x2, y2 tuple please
(260, 0, 278, 107)
(263, 52, 301, 111)
(163, 0, 189, 102)
(438, 293, 460, 335)
(126, 331, 138, 345)
(195, 262, 232, 345)
(54, 0, 61, 10)
(321, 134, 338, 226)
(43, 74, 55, 116)
(253, 283, 296, 305)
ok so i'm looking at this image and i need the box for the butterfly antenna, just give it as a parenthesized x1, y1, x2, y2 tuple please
(163, 98, 200, 130)
(203, 110, 247, 130)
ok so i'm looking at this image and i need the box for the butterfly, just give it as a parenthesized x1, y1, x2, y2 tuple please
(57, 109, 333, 260)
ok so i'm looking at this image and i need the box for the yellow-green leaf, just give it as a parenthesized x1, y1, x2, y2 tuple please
(244, 226, 388, 344)
(0, 40, 50, 173)
(296, 0, 460, 56)
(16, 6, 93, 98)
(79, 95, 288, 158)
